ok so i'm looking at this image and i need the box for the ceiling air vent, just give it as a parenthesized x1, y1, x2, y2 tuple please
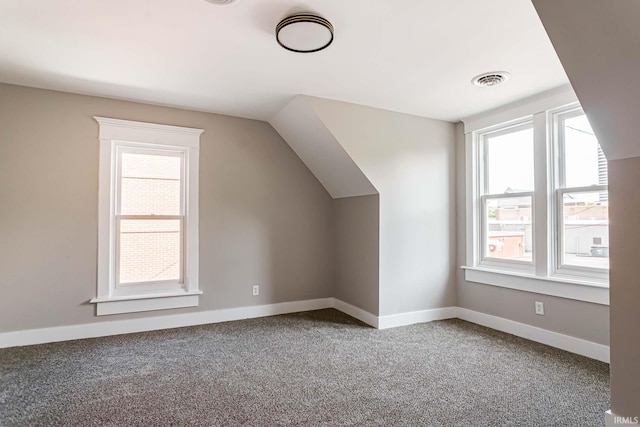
(472, 72, 511, 87)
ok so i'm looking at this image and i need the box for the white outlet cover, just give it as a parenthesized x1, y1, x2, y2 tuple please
(535, 302, 544, 315)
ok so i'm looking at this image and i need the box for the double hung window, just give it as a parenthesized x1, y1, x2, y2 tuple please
(465, 94, 609, 301)
(479, 122, 535, 267)
(91, 117, 203, 315)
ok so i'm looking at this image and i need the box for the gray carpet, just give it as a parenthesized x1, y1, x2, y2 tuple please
(0, 309, 609, 426)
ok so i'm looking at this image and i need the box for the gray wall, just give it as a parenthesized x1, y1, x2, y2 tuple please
(333, 195, 380, 315)
(454, 123, 610, 346)
(307, 97, 458, 316)
(457, 282, 609, 345)
(532, 0, 639, 417)
(0, 83, 334, 332)
(608, 156, 640, 417)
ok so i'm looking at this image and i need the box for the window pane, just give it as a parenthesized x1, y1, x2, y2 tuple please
(485, 196, 532, 262)
(563, 114, 607, 187)
(562, 191, 609, 269)
(120, 153, 181, 215)
(122, 152, 181, 180)
(119, 219, 181, 284)
(485, 127, 534, 194)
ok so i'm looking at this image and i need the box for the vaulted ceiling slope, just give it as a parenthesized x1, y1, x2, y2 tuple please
(270, 97, 377, 199)
(0, 0, 568, 122)
(533, 0, 640, 161)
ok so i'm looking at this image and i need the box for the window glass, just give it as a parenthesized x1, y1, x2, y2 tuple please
(119, 219, 182, 284)
(485, 127, 534, 194)
(120, 153, 181, 215)
(563, 114, 607, 187)
(117, 151, 184, 286)
(484, 196, 532, 262)
(561, 191, 609, 269)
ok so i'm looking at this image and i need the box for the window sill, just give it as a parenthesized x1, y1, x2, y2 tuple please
(462, 266, 609, 305)
(90, 290, 203, 316)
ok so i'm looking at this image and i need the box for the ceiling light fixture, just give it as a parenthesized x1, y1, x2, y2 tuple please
(204, 0, 238, 5)
(472, 71, 511, 87)
(276, 13, 334, 53)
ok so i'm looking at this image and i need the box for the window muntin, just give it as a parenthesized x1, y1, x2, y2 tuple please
(555, 108, 609, 272)
(479, 123, 534, 267)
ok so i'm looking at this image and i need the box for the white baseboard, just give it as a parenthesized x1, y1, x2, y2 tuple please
(378, 307, 458, 329)
(0, 298, 610, 364)
(0, 298, 333, 348)
(331, 298, 379, 328)
(456, 307, 610, 363)
(606, 410, 615, 427)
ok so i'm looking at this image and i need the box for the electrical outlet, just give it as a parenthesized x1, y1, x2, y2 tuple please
(535, 301, 544, 315)
(252, 285, 259, 296)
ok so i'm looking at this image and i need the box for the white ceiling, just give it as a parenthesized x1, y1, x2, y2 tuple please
(0, 0, 569, 122)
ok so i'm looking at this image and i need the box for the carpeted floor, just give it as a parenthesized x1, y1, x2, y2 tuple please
(0, 309, 609, 426)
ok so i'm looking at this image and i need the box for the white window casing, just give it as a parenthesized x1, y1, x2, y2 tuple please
(90, 117, 204, 315)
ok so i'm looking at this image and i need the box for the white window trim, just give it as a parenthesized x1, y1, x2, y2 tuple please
(462, 267, 609, 305)
(462, 88, 610, 306)
(90, 117, 204, 315)
(478, 120, 536, 272)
